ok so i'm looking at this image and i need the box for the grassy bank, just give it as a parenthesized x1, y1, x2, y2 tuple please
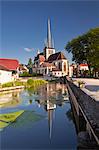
(0, 110, 24, 130)
(1, 79, 47, 89)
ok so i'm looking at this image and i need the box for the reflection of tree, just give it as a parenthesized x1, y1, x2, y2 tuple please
(11, 111, 45, 128)
(27, 88, 35, 96)
(66, 109, 74, 122)
(29, 99, 33, 104)
(0, 110, 24, 131)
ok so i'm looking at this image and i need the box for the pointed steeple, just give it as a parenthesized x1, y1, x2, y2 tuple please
(37, 49, 40, 55)
(47, 18, 53, 48)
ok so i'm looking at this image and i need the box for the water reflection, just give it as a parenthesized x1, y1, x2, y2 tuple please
(0, 90, 22, 108)
(33, 83, 68, 140)
(0, 83, 77, 149)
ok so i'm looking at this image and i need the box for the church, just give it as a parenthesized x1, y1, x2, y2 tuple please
(33, 19, 69, 77)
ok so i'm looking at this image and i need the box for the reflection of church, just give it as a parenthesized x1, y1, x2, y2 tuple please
(35, 83, 68, 139)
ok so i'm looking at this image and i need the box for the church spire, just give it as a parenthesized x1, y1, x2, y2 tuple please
(47, 18, 53, 48)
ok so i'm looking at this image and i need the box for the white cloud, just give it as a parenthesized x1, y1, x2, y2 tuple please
(24, 48, 34, 52)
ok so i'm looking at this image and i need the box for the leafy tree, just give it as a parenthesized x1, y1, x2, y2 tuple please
(27, 58, 33, 74)
(28, 58, 33, 68)
(65, 27, 99, 76)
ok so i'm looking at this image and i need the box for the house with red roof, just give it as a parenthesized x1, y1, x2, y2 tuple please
(79, 64, 89, 71)
(0, 58, 19, 84)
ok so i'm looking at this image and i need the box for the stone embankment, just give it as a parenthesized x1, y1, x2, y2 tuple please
(65, 77, 99, 146)
(73, 78, 99, 101)
(0, 86, 24, 92)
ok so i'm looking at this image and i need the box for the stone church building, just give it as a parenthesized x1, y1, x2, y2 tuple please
(33, 19, 69, 77)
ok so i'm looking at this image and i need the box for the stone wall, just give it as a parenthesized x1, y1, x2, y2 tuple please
(66, 78, 99, 145)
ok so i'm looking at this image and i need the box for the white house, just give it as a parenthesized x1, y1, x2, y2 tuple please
(79, 64, 89, 70)
(0, 65, 12, 84)
(0, 58, 19, 84)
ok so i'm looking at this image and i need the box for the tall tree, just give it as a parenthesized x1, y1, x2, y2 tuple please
(28, 58, 33, 74)
(65, 27, 99, 76)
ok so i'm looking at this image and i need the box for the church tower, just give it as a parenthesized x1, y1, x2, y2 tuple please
(44, 18, 55, 60)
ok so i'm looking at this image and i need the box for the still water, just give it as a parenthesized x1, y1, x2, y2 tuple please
(0, 83, 77, 149)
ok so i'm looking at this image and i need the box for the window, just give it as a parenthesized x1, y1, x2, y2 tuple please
(64, 62, 66, 71)
(45, 69, 47, 74)
(58, 62, 62, 70)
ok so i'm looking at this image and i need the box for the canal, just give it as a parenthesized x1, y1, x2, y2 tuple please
(0, 83, 77, 149)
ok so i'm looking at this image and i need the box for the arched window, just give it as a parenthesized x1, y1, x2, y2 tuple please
(64, 62, 66, 72)
(58, 62, 62, 70)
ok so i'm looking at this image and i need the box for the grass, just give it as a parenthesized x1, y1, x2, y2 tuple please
(2, 81, 25, 88)
(0, 110, 24, 123)
(0, 121, 8, 129)
(0, 110, 24, 130)
(1, 79, 47, 89)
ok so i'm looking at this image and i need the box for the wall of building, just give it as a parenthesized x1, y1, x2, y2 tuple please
(0, 70, 12, 84)
(79, 66, 89, 70)
(45, 48, 55, 60)
(69, 66, 73, 77)
(52, 59, 69, 76)
(52, 71, 62, 77)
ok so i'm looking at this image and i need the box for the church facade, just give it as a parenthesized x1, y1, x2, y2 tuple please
(33, 19, 69, 77)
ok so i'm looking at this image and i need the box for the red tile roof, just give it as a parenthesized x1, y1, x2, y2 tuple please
(34, 53, 45, 62)
(48, 52, 66, 62)
(0, 65, 10, 71)
(0, 58, 19, 71)
(39, 55, 45, 62)
(80, 64, 88, 67)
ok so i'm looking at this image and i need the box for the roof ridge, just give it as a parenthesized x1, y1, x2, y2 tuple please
(0, 58, 19, 61)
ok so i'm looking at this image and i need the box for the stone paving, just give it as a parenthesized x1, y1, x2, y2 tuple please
(72, 78, 99, 101)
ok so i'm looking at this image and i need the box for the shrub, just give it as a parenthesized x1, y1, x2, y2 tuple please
(27, 79, 34, 85)
(19, 72, 32, 77)
(2, 82, 14, 88)
(2, 81, 25, 88)
(27, 79, 47, 88)
(19, 72, 39, 77)
(14, 81, 24, 86)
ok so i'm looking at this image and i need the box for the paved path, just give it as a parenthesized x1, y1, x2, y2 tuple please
(73, 78, 99, 101)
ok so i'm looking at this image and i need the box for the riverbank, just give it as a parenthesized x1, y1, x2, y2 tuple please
(72, 78, 99, 101)
(0, 86, 24, 92)
(0, 78, 47, 93)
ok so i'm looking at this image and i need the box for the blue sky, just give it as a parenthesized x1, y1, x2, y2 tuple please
(1, 0, 99, 64)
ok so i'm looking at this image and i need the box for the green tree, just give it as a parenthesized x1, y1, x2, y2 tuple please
(65, 27, 99, 77)
(27, 58, 33, 74)
(28, 58, 33, 68)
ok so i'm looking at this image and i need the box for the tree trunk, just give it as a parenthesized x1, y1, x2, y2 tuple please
(87, 62, 91, 77)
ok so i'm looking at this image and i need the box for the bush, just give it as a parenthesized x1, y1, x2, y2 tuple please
(2, 81, 25, 88)
(27, 79, 47, 88)
(27, 79, 34, 85)
(19, 72, 39, 77)
(2, 82, 14, 88)
(14, 81, 24, 86)
(19, 72, 32, 77)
